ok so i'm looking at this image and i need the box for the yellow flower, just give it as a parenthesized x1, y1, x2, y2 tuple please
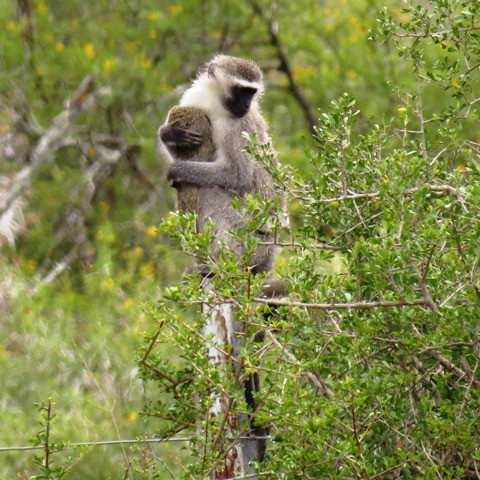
(134, 247, 144, 257)
(349, 16, 362, 33)
(26, 260, 37, 273)
(139, 53, 152, 69)
(148, 12, 159, 21)
(84, 43, 95, 60)
(331, 201, 340, 208)
(123, 299, 134, 310)
(450, 79, 460, 90)
(140, 261, 156, 276)
(55, 42, 65, 53)
(276, 257, 287, 268)
(103, 59, 112, 72)
(7, 21, 20, 33)
(101, 278, 115, 291)
(128, 411, 138, 421)
(169, 5, 183, 14)
(37, 1, 48, 13)
(126, 41, 137, 53)
(147, 226, 158, 237)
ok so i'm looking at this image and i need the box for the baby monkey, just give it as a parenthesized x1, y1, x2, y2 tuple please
(162, 105, 215, 213)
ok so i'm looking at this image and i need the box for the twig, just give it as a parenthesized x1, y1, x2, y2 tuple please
(415, 244, 440, 314)
(253, 297, 430, 310)
(411, 325, 479, 388)
(318, 184, 460, 204)
(451, 220, 480, 300)
(140, 322, 186, 387)
(267, 331, 334, 397)
(389, 26, 480, 40)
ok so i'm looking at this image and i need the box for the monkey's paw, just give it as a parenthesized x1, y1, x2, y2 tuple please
(160, 125, 202, 148)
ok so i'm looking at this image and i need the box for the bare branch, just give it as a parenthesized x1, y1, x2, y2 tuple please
(317, 184, 460, 204)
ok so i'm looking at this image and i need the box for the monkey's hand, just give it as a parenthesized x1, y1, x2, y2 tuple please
(159, 125, 203, 148)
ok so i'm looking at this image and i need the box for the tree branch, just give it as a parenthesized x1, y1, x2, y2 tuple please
(249, 1, 317, 134)
(0, 75, 110, 215)
(253, 297, 429, 310)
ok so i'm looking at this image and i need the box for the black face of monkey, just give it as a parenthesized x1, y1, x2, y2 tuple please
(224, 85, 257, 118)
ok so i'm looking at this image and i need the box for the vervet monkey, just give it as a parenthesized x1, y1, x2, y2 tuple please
(159, 55, 286, 275)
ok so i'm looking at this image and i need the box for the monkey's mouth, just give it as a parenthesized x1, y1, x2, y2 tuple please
(230, 107, 249, 118)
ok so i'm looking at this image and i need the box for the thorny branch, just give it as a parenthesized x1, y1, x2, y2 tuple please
(253, 297, 431, 310)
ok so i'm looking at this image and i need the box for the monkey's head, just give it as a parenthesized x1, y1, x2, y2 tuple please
(204, 55, 264, 119)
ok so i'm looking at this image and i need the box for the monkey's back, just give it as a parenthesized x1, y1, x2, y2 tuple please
(166, 106, 215, 161)
(165, 106, 216, 212)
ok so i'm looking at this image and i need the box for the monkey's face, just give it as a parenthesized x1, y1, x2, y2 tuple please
(224, 85, 258, 118)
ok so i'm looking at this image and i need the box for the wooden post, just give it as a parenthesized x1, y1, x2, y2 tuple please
(203, 282, 264, 480)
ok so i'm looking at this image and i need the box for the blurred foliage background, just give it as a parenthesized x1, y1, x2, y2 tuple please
(0, 0, 479, 478)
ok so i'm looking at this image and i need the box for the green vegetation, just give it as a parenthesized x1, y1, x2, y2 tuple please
(1, 0, 479, 478)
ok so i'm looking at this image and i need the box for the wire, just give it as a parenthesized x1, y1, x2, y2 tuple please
(0, 435, 271, 453)
(0, 437, 191, 453)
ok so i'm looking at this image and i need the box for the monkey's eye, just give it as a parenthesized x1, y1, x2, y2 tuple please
(234, 86, 257, 97)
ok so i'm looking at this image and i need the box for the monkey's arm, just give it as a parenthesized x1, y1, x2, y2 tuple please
(159, 125, 203, 148)
(167, 155, 253, 195)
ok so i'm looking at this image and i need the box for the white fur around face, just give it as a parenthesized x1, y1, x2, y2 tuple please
(180, 76, 227, 118)
(180, 73, 261, 120)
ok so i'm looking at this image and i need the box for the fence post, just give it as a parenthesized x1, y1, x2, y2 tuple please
(203, 281, 264, 480)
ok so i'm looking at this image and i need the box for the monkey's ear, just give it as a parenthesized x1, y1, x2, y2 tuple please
(207, 63, 218, 78)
